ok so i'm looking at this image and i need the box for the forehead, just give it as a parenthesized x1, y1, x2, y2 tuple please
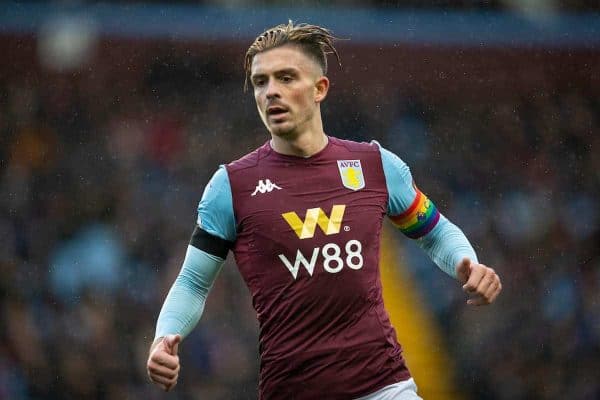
(251, 45, 320, 76)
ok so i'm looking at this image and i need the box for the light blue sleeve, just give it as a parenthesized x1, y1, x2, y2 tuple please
(197, 166, 236, 242)
(375, 142, 478, 278)
(374, 142, 417, 216)
(413, 215, 478, 278)
(155, 245, 224, 340)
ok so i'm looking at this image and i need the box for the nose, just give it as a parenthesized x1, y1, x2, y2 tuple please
(265, 80, 280, 100)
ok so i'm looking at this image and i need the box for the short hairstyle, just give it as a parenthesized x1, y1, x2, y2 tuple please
(244, 21, 341, 91)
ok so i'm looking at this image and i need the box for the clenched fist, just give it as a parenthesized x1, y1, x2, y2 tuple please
(456, 258, 502, 306)
(147, 334, 182, 391)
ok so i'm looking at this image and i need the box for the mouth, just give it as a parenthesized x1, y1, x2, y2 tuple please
(267, 106, 289, 119)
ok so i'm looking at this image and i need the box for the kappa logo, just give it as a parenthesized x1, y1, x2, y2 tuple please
(251, 179, 282, 196)
(282, 205, 346, 239)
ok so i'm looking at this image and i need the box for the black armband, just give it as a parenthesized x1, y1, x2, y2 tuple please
(189, 226, 233, 259)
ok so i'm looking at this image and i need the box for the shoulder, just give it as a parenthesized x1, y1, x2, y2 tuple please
(371, 140, 408, 167)
(226, 141, 272, 173)
(329, 136, 381, 154)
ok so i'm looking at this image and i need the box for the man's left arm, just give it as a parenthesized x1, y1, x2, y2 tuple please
(415, 215, 502, 305)
(376, 143, 502, 305)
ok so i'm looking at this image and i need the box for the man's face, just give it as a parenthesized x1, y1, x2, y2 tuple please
(250, 45, 325, 138)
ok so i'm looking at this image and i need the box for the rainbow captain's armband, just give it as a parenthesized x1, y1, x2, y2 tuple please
(389, 189, 440, 239)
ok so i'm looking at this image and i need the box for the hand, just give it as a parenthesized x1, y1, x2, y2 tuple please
(147, 334, 182, 391)
(455, 258, 502, 306)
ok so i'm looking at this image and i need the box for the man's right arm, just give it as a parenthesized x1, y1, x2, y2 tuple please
(148, 167, 236, 390)
(148, 241, 228, 392)
(154, 244, 226, 340)
(154, 166, 236, 341)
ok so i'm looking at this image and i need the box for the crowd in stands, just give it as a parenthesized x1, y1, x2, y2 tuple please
(0, 38, 598, 400)
(91, 0, 600, 13)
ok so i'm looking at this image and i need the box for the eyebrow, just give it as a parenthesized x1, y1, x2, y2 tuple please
(251, 67, 300, 81)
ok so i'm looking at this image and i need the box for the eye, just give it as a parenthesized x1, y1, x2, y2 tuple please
(280, 75, 293, 83)
(253, 79, 266, 87)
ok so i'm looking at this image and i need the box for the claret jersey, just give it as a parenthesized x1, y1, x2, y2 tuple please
(195, 137, 441, 400)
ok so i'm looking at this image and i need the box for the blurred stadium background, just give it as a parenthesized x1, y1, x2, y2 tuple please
(1, 1, 599, 399)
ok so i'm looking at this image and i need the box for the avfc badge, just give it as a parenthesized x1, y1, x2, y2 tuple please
(337, 160, 365, 191)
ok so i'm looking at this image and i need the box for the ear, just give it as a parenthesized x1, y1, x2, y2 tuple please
(314, 76, 330, 103)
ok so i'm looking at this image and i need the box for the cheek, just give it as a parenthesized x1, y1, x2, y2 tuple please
(255, 93, 265, 110)
(292, 88, 313, 109)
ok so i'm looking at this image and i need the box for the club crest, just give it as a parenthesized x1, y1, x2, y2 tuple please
(337, 160, 365, 191)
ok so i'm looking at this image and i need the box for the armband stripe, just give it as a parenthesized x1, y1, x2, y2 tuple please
(395, 190, 423, 218)
(389, 190, 440, 239)
(189, 226, 233, 259)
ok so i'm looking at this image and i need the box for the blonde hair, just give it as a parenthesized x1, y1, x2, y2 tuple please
(244, 21, 341, 91)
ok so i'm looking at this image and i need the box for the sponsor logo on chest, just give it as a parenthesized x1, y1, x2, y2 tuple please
(279, 204, 364, 280)
(282, 205, 345, 239)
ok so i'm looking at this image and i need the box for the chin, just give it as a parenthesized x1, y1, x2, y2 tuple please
(269, 123, 296, 138)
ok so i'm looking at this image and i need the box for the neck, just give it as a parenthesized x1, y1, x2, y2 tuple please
(270, 129, 328, 158)
(269, 110, 328, 157)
